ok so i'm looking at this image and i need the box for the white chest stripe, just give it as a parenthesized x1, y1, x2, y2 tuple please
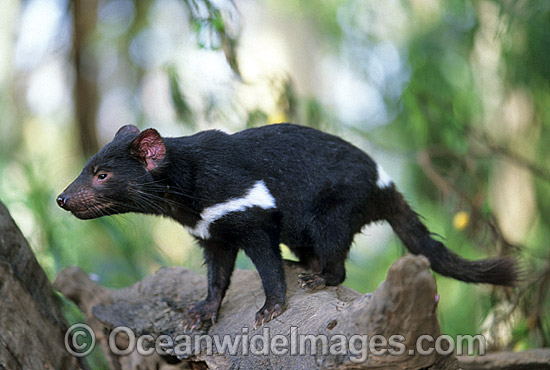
(184, 180, 276, 239)
(376, 163, 393, 188)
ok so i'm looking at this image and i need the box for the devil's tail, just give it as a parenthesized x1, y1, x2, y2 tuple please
(380, 186, 518, 286)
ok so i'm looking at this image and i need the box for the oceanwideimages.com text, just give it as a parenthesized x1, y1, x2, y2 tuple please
(65, 323, 486, 362)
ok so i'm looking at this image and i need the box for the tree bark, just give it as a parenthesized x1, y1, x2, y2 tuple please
(0, 202, 85, 370)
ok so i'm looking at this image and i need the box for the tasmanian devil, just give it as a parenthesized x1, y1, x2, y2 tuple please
(57, 123, 517, 329)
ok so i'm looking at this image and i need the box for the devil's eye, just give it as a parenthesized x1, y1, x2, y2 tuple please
(97, 173, 108, 181)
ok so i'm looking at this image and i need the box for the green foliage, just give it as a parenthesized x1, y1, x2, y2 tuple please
(246, 109, 268, 128)
(181, 0, 241, 76)
(168, 64, 195, 128)
(267, 0, 346, 44)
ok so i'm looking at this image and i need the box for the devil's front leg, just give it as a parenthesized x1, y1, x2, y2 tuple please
(241, 226, 287, 329)
(182, 240, 238, 331)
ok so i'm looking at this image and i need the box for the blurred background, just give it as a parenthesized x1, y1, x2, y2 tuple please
(0, 0, 548, 364)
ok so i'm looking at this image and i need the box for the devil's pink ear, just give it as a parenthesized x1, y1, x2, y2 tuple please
(130, 128, 166, 171)
(115, 124, 140, 139)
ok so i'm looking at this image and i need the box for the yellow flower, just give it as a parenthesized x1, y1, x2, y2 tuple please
(453, 211, 470, 231)
(268, 111, 287, 124)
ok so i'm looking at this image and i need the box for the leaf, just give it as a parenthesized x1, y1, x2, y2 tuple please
(180, 0, 242, 77)
(167, 64, 194, 128)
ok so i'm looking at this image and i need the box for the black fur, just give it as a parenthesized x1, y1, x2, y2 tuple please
(57, 123, 518, 328)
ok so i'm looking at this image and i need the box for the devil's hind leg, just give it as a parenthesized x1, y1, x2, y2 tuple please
(298, 213, 354, 291)
(297, 181, 370, 291)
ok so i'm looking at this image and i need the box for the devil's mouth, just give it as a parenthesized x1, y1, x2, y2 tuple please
(68, 202, 115, 220)
(70, 209, 99, 219)
(69, 207, 100, 219)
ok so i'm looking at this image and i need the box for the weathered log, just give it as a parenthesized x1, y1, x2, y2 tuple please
(57, 255, 550, 370)
(55, 254, 461, 369)
(0, 202, 83, 370)
(458, 349, 550, 370)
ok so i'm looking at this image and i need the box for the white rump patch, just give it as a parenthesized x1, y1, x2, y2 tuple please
(376, 163, 393, 188)
(185, 180, 276, 239)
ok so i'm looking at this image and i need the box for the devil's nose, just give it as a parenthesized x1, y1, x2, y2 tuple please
(56, 194, 68, 209)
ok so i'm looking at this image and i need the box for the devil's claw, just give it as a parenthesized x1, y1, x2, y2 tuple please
(181, 300, 219, 332)
(298, 273, 326, 291)
(254, 303, 286, 329)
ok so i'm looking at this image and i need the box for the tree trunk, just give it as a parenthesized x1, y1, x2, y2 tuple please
(72, 0, 100, 156)
(0, 201, 85, 370)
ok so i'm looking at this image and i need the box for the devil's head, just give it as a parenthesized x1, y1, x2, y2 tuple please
(57, 125, 167, 219)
